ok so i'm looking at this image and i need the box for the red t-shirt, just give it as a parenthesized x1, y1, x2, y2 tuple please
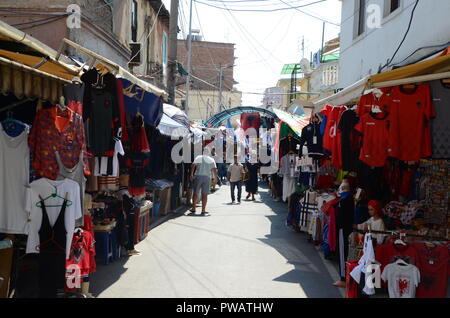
(387, 85, 435, 161)
(376, 243, 420, 273)
(413, 243, 450, 298)
(66, 230, 96, 278)
(321, 105, 346, 168)
(355, 111, 390, 167)
(357, 89, 393, 118)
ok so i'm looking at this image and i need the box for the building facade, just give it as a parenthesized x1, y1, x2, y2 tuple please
(0, 0, 170, 91)
(339, 0, 450, 88)
(262, 87, 285, 109)
(176, 38, 242, 122)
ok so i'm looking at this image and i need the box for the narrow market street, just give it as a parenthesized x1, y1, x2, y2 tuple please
(90, 183, 343, 298)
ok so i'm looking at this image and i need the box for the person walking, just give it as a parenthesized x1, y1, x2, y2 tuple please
(190, 149, 218, 216)
(227, 156, 245, 204)
(245, 161, 260, 201)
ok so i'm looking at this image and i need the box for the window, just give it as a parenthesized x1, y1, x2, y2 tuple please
(384, 0, 401, 17)
(390, 0, 400, 13)
(131, 1, 138, 42)
(357, 0, 366, 36)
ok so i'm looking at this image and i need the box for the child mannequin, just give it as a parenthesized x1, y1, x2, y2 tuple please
(356, 200, 386, 245)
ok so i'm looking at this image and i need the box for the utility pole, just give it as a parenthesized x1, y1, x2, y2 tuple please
(185, 0, 194, 114)
(218, 65, 223, 113)
(167, 0, 179, 105)
(302, 36, 305, 59)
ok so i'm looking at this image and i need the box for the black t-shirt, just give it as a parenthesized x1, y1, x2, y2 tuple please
(299, 123, 323, 158)
(338, 109, 360, 172)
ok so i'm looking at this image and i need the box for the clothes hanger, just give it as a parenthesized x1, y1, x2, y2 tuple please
(394, 233, 407, 246)
(36, 189, 72, 208)
(72, 76, 82, 84)
(395, 258, 409, 266)
(441, 78, 450, 84)
(2, 111, 25, 133)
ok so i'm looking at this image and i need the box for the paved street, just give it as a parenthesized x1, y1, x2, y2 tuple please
(91, 183, 344, 298)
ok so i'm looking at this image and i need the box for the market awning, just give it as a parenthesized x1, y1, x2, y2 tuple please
(313, 76, 369, 110)
(157, 113, 191, 138)
(271, 108, 310, 138)
(369, 52, 450, 85)
(61, 38, 168, 99)
(0, 49, 78, 80)
(163, 103, 190, 128)
(0, 20, 80, 77)
(0, 55, 67, 104)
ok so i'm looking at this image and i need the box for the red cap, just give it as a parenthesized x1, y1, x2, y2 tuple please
(368, 200, 383, 217)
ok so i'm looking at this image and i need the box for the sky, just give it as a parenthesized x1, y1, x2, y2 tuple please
(162, 0, 342, 106)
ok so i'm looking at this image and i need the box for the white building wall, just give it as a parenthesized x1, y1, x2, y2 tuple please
(339, 0, 450, 88)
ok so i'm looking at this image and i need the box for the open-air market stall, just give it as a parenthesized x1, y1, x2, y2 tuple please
(0, 21, 181, 298)
(280, 48, 450, 298)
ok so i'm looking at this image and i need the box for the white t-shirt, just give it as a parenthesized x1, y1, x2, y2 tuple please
(229, 164, 244, 182)
(193, 155, 216, 177)
(381, 262, 421, 298)
(357, 217, 387, 244)
(25, 178, 82, 259)
(0, 126, 30, 234)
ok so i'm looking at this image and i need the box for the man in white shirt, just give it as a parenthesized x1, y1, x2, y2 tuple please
(190, 148, 218, 216)
(227, 156, 245, 204)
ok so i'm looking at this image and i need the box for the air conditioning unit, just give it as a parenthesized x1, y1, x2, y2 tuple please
(129, 42, 142, 65)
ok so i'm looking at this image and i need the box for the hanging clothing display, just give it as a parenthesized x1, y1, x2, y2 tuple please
(387, 84, 435, 161)
(26, 178, 82, 259)
(338, 109, 361, 172)
(37, 198, 68, 298)
(0, 124, 30, 234)
(350, 233, 379, 295)
(354, 110, 390, 168)
(299, 121, 324, 158)
(28, 106, 89, 180)
(55, 151, 86, 209)
(63, 82, 85, 116)
(429, 80, 450, 159)
(381, 260, 421, 298)
(413, 243, 450, 298)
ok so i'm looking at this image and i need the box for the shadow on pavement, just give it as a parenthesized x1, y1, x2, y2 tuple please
(256, 182, 342, 298)
(90, 205, 191, 297)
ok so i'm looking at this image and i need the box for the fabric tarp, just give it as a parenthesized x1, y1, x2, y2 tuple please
(157, 113, 191, 138)
(163, 103, 190, 128)
(368, 52, 450, 85)
(0, 56, 66, 103)
(121, 78, 163, 127)
(0, 49, 78, 80)
(272, 108, 309, 138)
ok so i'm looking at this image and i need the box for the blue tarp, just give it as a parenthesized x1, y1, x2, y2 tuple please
(120, 78, 163, 127)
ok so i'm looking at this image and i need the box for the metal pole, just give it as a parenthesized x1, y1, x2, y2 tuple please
(185, 0, 194, 114)
(320, 22, 325, 63)
(218, 65, 223, 112)
(167, 0, 179, 105)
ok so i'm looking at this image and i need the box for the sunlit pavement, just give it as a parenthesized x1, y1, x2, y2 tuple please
(91, 182, 344, 298)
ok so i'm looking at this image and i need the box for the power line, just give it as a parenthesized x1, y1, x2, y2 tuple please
(278, 0, 340, 26)
(196, 0, 327, 12)
(379, 0, 420, 72)
(220, 3, 280, 74)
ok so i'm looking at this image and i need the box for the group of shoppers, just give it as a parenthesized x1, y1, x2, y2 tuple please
(189, 149, 261, 215)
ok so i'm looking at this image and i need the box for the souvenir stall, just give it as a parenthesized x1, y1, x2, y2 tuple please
(287, 50, 450, 298)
